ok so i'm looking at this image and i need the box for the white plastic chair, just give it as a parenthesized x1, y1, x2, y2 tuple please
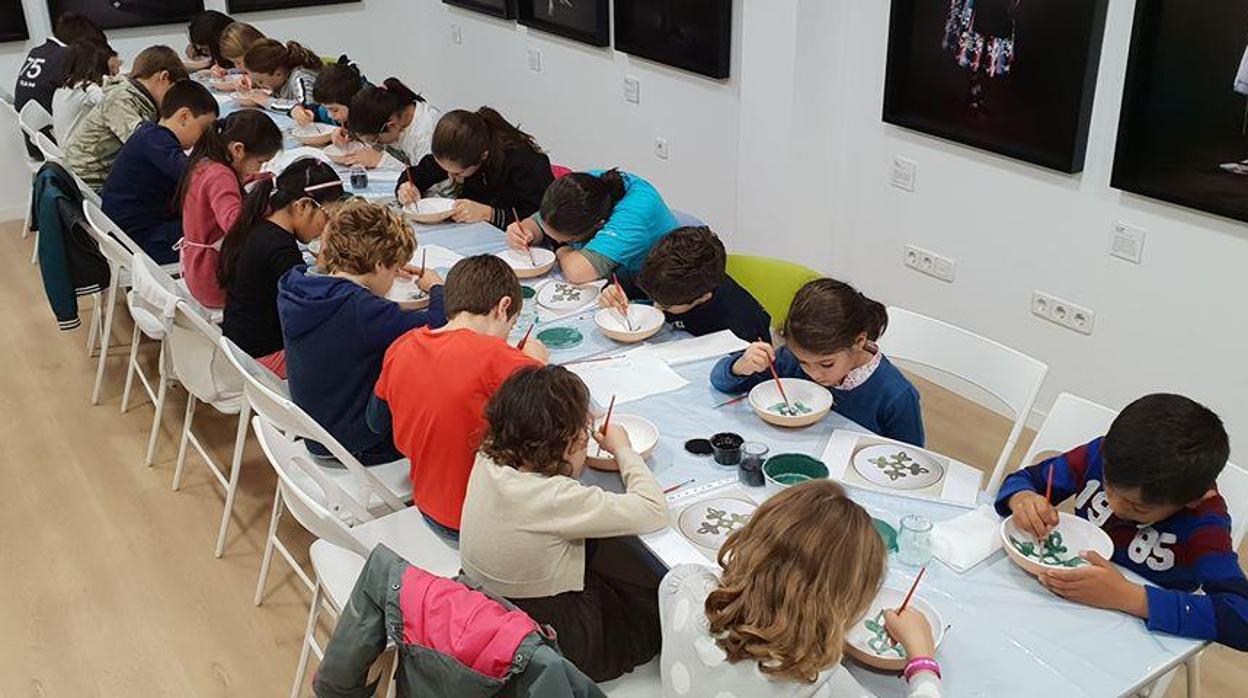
(291, 540, 368, 698)
(126, 249, 190, 469)
(600, 658, 661, 696)
(159, 287, 253, 557)
(83, 200, 139, 404)
(18, 101, 52, 256)
(881, 306, 1048, 494)
(221, 340, 412, 606)
(1018, 393, 1117, 469)
(33, 129, 62, 162)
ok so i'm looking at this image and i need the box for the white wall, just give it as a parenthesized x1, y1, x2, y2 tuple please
(3, 0, 1245, 453)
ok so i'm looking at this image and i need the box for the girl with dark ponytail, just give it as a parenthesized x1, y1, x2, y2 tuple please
(342, 77, 441, 171)
(242, 38, 323, 106)
(220, 158, 346, 377)
(710, 278, 925, 446)
(396, 106, 553, 230)
(505, 168, 679, 283)
(178, 110, 283, 309)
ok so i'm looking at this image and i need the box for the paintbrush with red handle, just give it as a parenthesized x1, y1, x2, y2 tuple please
(761, 337, 792, 413)
(513, 208, 536, 267)
(601, 395, 616, 434)
(516, 321, 536, 351)
(1045, 462, 1055, 503)
(898, 566, 927, 614)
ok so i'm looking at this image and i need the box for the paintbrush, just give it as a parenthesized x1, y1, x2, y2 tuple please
(611, 273, 633, 331)
(513, 207, 537, 266)
(663, 478, 696, 495)
(898, 566, 927, 615)
(713, 394, 750, 409)
(761, 337, 792, 414)
(1044, 462, 1055, 502)
(419, 248, 427, 277)
(516, 321, 536, 350)
(601, 395, 616, 434)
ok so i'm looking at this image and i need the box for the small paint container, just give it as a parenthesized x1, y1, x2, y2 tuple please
(738, 442, 768, 487)
(711, 432, 744, 466)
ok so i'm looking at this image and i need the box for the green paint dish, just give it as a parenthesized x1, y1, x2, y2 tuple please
(521, 285, 537, 299)
(536, 326, 584, 350)
(873, 518, 899, 553)
(762, 454, 828, 491)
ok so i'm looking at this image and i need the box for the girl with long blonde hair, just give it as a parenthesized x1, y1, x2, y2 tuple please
(659, 480, 942, 697)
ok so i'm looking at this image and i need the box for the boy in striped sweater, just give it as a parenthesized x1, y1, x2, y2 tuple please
(996, 394, 1247, 650)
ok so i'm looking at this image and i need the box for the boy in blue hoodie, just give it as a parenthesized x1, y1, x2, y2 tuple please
(997, 394, 1247, 650)
(278, 199, 446, 466)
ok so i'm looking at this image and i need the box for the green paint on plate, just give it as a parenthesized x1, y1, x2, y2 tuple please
(536, 326, 584, 350)
(522, 286, 537, 299)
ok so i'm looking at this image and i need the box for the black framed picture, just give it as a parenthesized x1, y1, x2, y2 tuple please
(883, 0, 1109, 173)
(444, 0, 516, 20)
(614, 0, 731, 80)
(228, 0, 359, 12)
(0, 1, 28, 42)
(519, 0, 608, 47)
(46, 1, 204, 30)
(1113, 2, 1248, 223)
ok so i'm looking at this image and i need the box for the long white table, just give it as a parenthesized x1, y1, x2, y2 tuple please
(411, 221, 1206, 698)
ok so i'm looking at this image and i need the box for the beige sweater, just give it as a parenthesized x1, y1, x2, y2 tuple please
(460, 449, 669, 599)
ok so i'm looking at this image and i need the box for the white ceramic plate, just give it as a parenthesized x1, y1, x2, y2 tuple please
(536, 280, 600, 311)
(324, 142, 365, 159)
(747, 378, 834, 428)
(677, 497, 756, 552)
(852, 444, 944, 490)
(845, 586, 945, 671)
(585, 414, 660, 471)
(1001, 512, 1114, 577)
(495, 247, 557, 278)
(593, 305, 665, 343)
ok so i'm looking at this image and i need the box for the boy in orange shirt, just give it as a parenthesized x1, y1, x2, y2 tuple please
(369, 255, 548, 543)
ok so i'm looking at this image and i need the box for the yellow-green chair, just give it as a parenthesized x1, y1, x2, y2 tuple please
(725, 254, 822, 328)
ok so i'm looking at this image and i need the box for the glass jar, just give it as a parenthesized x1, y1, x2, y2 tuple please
(349, 165, 369, 191)
(738, 442, 768, 487)
(897, 514, 934, 567)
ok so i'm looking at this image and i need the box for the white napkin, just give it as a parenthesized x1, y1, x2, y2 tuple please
(567, 356, 689, 407)
(625, 329, 748, 366)
(932, 504, 1003, 573)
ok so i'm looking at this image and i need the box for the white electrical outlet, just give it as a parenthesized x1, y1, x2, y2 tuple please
(891, 157, 917, 192)
(1032, 291, 1095, 336)
(654, 138, 670, 160)
(1110, 222, 1146, 264)
(903, 244, 954, 282)
(527, 48, 542, 72)
(451, 24, 463, 44)
(624, 76, 641, 104)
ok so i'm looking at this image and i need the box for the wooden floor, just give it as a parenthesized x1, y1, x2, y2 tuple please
(0, 220, 1241, 696)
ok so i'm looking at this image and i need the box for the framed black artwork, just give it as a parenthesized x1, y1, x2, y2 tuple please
(228, 0, 360, 12)
(0, 0, 28, 42)
(46, 1, 204, 30)
(883, 0, 1109, 173)
(444, 0, 517, 20)
(614, 0, 732, 80)
(519, 0, 608, 47)
(1113, 2, 1248, 223)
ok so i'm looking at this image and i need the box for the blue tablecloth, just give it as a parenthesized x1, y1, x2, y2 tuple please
(416, 222, 1204, 697)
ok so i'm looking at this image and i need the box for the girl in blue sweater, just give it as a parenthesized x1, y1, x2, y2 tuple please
(710, 278, 924, 446)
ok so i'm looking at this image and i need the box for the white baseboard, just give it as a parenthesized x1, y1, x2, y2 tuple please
(0, 203, 27, 223)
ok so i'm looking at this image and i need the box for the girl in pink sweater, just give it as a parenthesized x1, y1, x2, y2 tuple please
(177, 110, 283, 308)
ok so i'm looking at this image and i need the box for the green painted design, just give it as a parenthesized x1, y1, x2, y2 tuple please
(522, 286, 537, 299)
(536, 326, 584, 350)
(696, 507, 751, 536)
(869, 451, 931, 482)
(1009, 532, 1087, 568)
(550, 283, 586, 303)
(865, 610, 906, 657)
(768, 401, 812, 416)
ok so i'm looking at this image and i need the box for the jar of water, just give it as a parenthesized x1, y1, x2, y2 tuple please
(349, 165, 369, 191)
(897, 514, 933, 567)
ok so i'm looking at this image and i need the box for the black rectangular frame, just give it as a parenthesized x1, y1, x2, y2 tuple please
(227, 0, 360, 13)
(0, 0, 28, 42)
(614, 0, 731, 80)
(444, 0, 517, 20)
(882, 0, 1110, 173)
(45, 1, 204, 30)
(518, 0, 609, 47)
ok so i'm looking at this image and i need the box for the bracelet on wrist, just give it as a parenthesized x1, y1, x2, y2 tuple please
(904, 656, 941, 682)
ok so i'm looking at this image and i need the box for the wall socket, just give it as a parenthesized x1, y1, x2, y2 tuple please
(624, 76, 641, 104)
(654, 138, 670, 160)
(903, 244, 955, 282)
(450, 24, 463, 44)
(1032, 291, 1095, 335)
(527, 48, 542, 72)
(891, 156, 917, 192)
(1110, 222, 1146, 264)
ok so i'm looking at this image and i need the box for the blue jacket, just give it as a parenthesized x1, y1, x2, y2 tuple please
(710, 349, 924, 446)
(277, 266, 446, 465)
(101, 122, 187, 261)
(34, 162, 110, 330)
(996, 439, 1248, 650)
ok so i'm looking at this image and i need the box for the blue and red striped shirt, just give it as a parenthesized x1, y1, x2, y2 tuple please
(996, 438, 1248, 650)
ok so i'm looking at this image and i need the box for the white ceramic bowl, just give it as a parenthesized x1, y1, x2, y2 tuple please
(496, 247, 556, 279)
(845, 586, 946, 672)
(585, 414, 659, 472)
(292, 123, 337, 147)
(1001, 512, 1114, 577)
(403, 198, 456, 224)
(324, 142, 365, 165)
(594, 305, 665, 344)
(385, 277, 430, 310)
(234, 89, 270, 108)
(748, 378, 834, 428)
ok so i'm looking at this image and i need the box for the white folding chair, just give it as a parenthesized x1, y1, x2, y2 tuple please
(221, 339, 411, 606)
(18, 101, 52, 255)
(126, 249, 189, 468)
(33, 129, 62, 161)
(1017, 393, 1117, 470)
(160, 287, 253, 556)
(292, 540, 369, 698)
(83, 200, 139, 405)
(881, 306, 1048, 494)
